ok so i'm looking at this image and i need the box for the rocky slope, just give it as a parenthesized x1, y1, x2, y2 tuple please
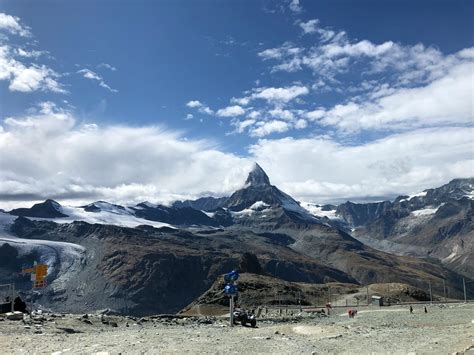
(335, 179, 474, 277)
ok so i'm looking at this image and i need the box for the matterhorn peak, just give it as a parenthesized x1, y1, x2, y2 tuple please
(245, 163, 271, 187)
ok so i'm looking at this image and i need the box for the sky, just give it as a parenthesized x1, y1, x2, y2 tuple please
(0, 0, 473, 208)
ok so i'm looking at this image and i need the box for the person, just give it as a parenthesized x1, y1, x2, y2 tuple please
(410, 305, 413, 314)
(14, 296, 27, 313)
(326, 302, 332, 315)
(424, 306, 428, 313)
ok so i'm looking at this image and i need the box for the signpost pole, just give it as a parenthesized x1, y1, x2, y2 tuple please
(223, 270, 239, 328)
(230, 295, 234, 327)
(11, 284, 15, 313)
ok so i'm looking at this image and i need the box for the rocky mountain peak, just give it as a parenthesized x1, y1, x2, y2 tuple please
(9, 199, 67, 218)
(245, 163, 271, 187)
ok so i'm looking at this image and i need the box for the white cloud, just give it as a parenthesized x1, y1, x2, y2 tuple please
(268, 108, 295, 121)
(295, 119, 307, 129)
(0, 106, 252, 206)
(0, 13, 31, 37)
(0, 14, 66, 94)
(216, 105, 246, 117)
(319, 61, 474, 132)
(299, 19, 319, 34)
(250, 120, 290, 137)
(248, 110, 261, 119)
(323, 40, 394, 58)
(232, 118, 256, 133)
(251, 85, 309, 103)
(1, 106, 472, 206)
(15, 48, 46, 58)
(288, 0, 302, 13)
(249, 127, 474, 202)
(258, 42, 302, 60)
(186, 100, 203, 108)
(186, 100, 214, 114)
(258, 18, 462, 91)
(98, 63, 117, 71)
(77, 68, 118, 93)
(305, 109, 325, 121)
(185, 113, 194, 120)
(0, 45, 65, 93)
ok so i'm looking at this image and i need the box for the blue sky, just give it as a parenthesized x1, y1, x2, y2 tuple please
(0, 0, 473, 207)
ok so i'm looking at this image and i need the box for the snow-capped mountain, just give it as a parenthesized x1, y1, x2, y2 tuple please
(333, 178, 474, 277)
(1, 165, 473, 316)
(10, 199, 67, 218)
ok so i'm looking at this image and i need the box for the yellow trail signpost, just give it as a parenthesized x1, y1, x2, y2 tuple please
(22, 263, 48, 289)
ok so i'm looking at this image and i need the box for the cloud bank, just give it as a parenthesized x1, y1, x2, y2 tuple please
(1, 104, 472, 208)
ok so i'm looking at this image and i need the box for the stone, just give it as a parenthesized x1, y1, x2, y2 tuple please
(57, 327, 82, 334)
(6, 311, 24, 320)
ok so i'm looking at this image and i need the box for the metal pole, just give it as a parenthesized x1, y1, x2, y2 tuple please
(429, 280, 432, 304)
(443, 279, 447, 302)
(11, 284, 15, 313)
(463, 278, 467, 303)
(230, 295, 234, 327)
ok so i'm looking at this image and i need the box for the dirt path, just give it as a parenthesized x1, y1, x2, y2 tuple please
(1, 303, 473, 354)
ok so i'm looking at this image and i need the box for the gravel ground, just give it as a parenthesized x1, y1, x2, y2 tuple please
(1, 303, 473, 354)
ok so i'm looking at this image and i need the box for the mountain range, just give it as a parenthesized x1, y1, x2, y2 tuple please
(0, 163, 472, 315)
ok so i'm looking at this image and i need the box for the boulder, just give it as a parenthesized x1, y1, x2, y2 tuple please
(6, 311, 24, 320)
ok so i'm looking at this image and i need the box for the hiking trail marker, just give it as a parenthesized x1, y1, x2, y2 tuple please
(224, 270, 239, 327)
(22, 262, 48, 289)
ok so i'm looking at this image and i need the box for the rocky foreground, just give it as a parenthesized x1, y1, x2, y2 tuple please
(1, 303, 473, 354)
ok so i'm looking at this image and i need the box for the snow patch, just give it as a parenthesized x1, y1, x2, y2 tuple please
(202, 210, 216, 218)
(411, 207, 439, 216)
(28, 205, 173, 229)
(443, 245, 461, 262)
(301, 202, 338, 219)
(232, 201, 271, 217)
(399, 191, 427, 202)
(249, 201, 270, 210)
(137, 201, 158, 208)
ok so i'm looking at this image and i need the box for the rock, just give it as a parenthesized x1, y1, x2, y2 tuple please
(57, 327, 82, 334)
(6, 311, 24, 320)
(83, 319, 93, 325)
(109, 321, 118, 328)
